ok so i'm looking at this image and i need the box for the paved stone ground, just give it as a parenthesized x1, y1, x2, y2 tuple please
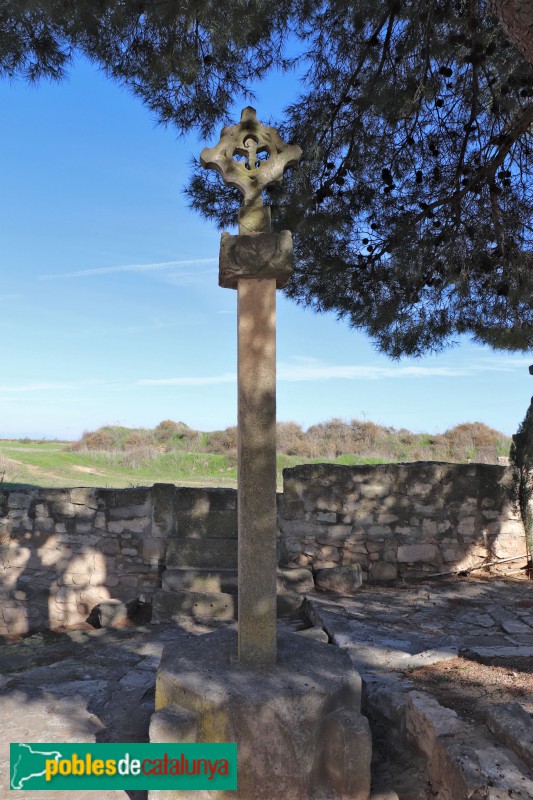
(1, 577, 533, 799)
(0, 623, 195, 800)
(304, 577, 533, 799)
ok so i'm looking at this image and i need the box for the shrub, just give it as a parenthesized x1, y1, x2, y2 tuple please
(78, 427, 119, 451)
(444, 422, 503, 449)
(206, 426, 238, 455)
(154, 420, 189, 445)
(510, 398, 533, 573)
(276, 421, 306, 455)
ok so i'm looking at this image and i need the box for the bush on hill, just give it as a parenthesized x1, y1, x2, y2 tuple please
(70, 418, 511, 466)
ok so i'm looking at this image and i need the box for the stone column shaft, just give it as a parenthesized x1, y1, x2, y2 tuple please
(237, 277, 277, 667)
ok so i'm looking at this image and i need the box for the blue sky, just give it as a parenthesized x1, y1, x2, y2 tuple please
(0, 57, 530, 441)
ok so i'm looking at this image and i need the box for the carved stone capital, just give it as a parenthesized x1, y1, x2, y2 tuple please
(219, 230, 294, 289)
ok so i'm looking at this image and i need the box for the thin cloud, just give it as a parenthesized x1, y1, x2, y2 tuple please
(40, 258, 217, 280)
(139, 373, 236, 387)
(0, 382, 80, 393)
(138, 356, 530, 388)
(277, 362, 469, 380)
(277, 356, 531, 381)
(162, 268, 218, 287)
(82, 320, 177, 336)
(0, 379, 115, 393)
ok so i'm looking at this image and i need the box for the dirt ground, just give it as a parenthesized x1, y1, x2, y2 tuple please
(404, 652, 533, 727)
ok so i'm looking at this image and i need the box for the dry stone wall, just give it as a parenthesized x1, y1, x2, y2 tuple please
(0, 463, 526, 636)
(0, 484, 174, 636)
(278, 463, 525, 581)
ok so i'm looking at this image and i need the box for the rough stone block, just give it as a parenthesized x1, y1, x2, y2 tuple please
(316, 511, 337, 523)
(50, 499, 76, 518)
(152, 628, 369, 800)
(152, 590, 235, 623)
(7, 493, 31, 510)
(123, 517, 151, 534)
(149, 705, 198, 744)
(368, 525, 392, 537)
(176, 509, 237, 539)
(87, 598, 138, 627)
(166, 538, 237, 570)
(175, 487, 237, 512)
(457, 517, 476, 535)
(406, 691, 464, 759)
(493, 533, 524, 559)
(70, 488, 98, 507)
(397, 544, 440, 563)
(101, 538, 120, 555)
(429, 730, 533, 800)
(297, 626, 329, 643)
(485, 701, 533, 769)
(74, 522, 92, 534)
(369, 562, 398, 582)
(162, 568, 237, 594)
(109, 503, 150, 520)
(276, 567, 315, 594)
(360, 484, 389, 499)
(322, 706, 372, 799)
(143, 538, 167, 560)
(315, 565, 363, 596)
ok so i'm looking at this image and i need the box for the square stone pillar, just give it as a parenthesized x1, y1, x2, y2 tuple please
(237, 277, 277, 667)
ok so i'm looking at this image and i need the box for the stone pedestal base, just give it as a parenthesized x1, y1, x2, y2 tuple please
(149, 628, 371, 800)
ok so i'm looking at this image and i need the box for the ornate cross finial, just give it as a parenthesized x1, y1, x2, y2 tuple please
(200, 107, 302, 208)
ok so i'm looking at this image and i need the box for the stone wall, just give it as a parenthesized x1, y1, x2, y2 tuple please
(278, 463, 525, 581)
(0, 484, 174, 636)
(0, 463, 526, 636)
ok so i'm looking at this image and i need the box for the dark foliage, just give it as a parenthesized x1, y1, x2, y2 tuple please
(2, 1, 532, 355)
(186, 1, 533, 355)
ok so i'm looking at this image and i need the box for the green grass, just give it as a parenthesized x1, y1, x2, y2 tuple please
(0, 440, 406, 490)
(0, 420, 513, 491)
(0, 441, 238, 489)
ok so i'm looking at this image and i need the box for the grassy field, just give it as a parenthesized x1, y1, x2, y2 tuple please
(0, 440, 392, 491)
(0, 416, 512, 491)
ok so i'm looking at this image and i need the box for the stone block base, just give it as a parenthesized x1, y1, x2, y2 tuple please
(150, 628, 371, 799)
(152, 590, 236, 624)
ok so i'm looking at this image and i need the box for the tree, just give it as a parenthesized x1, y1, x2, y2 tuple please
(187, 1, 533, 356)
(510, 394, 533, 575)
(0, 0, 293, 136)
(490, 1, 533, 68)
(2, 1, 533, 357)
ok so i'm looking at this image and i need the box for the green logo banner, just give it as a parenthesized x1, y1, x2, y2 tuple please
(10, 742, 237, 791)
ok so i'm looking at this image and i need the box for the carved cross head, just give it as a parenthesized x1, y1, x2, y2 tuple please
(200, 107, 302, 207)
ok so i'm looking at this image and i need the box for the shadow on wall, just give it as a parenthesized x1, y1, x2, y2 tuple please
(0, 486, 171, 637)
(0, 464, 528, 637)
(0, 483, 241, 637)
(277, 462, 528, 582)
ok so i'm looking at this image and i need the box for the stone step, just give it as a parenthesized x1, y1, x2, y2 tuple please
(485, 701, 533, 771)
(174, 487, 237, 513)
(166, 537, 237, 569)
(162, 568, 238, 595)
(162, 567, 314, 596)
(175, 508, 237, 539)
(152, 590, 236, 624)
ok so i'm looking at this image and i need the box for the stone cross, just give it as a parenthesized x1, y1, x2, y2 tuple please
(201, 107, 301, 667)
